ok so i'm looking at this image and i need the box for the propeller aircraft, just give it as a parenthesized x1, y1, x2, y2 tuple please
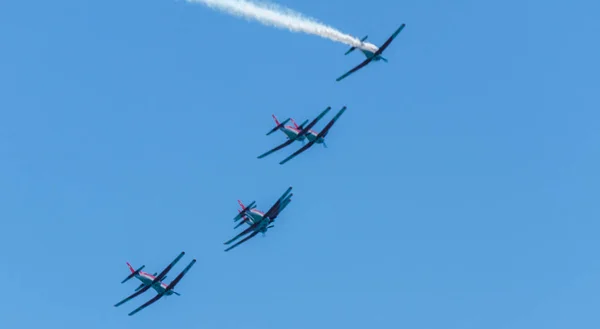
(336, 24, 406, 82)
(224, 186, 293, 252)
(114, 252, 196, 316)
(257, 106, 347, 165)
(267, 114, 311, 145)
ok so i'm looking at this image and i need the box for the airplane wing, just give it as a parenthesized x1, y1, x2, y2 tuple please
(128, 293, 165, 316)
(295, 107, 331, 136)
(165, 259, 196, 291)
(279, 140, 317, 165)
(224, 220, 262, 245)
(114, 284, 152, 307)
(263, 187, 293, 220)
(264, 197, 292, 222)
(315, 106, 347, 139)
(257, 138, 296, 159)
(153, 252, 185, 283)
(373, 24, 405, 56)
(257, 107, 331, 159)
(224, 230, 261, 252)
(234, 217, 250, 229)
(335, 57, 375, 82)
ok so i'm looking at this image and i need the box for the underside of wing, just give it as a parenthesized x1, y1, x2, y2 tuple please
(128, 293, 165, 316)
(279, 140, 317, 165)
(114, 285, 152, 307)
(297, 107, 331, 135)
(224, 230, 261, 252)
(265, 194, 292, 221)
(166, 259, 196, 290)
(263, 187, 293, 219)
(315, 106, 347, 139)
(336, 57, 373, 82)
(374, 24, 406, 56)
(257, 138, 295, 159)
(224, 221, 261, 245)
(153, 252, 185, 283)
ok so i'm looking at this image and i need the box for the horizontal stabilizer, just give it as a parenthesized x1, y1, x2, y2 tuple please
(233, 201, 256, 221)
(121, 265, 145, 284)
(344, 35, 368, 55)
(267, 118, 290, 136)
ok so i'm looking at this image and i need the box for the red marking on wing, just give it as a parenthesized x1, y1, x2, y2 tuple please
(127, 262, 135, 273)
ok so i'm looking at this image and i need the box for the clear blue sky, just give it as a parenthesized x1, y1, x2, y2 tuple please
(1, 0, 598, 328)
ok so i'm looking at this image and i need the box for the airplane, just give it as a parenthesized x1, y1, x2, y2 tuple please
(257, 106, 347, 164)
(114, 252, 196, 316)
(224, 186, 293, 252)
(267, 113, 328, 147)
(336, 24, 406, 82)
(267, 115, 310, 144)
(258, 106, 331, 161)
(279, 106, 347, 165)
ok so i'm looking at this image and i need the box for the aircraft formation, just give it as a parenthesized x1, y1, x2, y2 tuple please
(114, 23, 406, 316)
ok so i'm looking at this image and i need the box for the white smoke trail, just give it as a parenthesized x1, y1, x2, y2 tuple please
(185, 0, 379, 52)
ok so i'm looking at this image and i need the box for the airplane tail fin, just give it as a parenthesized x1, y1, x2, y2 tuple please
(234, 200, 256, 221)
(290, 118, 300, 129)
(345, 35, 368, 55)
(267, 115, 291, 136)
(121, 263, 145, 284)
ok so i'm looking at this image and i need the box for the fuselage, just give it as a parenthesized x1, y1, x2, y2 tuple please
(280, 125, 325, 144)
(361, 49, 385, 61)
(245, 209, 270, 233)
(246, 209, 269, 233)
(245, 208, 264, 224)
(134, 272, 174, 295)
